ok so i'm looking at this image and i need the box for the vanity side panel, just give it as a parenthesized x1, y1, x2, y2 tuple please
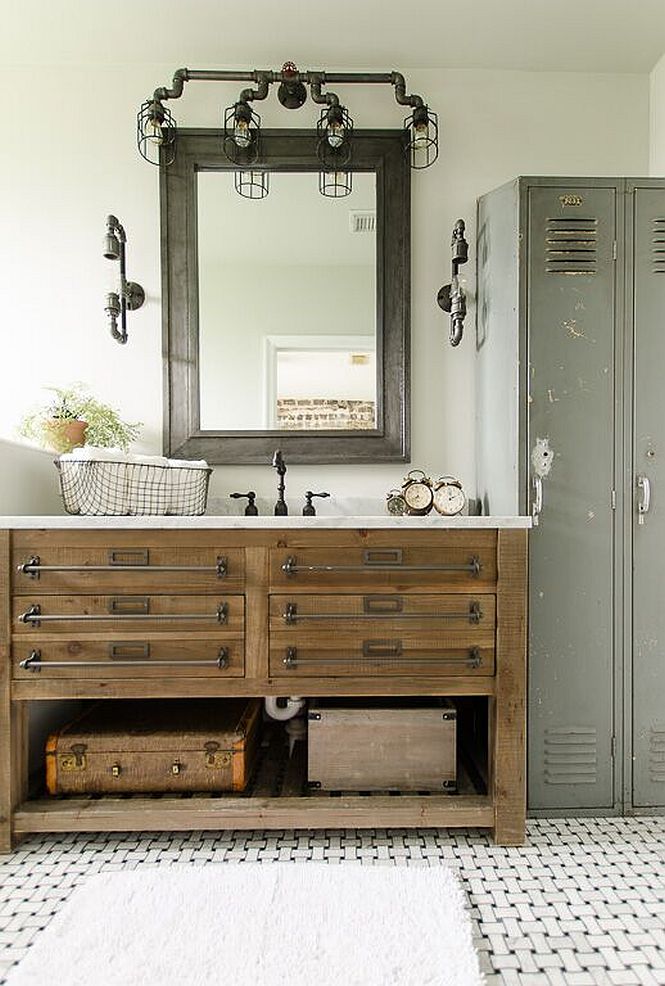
(1, 530, 28, 852)
(476, 180, 523, 515)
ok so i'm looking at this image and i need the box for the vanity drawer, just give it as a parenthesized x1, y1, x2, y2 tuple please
(12, 545, 244, 594)
(270, 543, 496, 591)
(269, 631, 495, 678)
(13, 637, 244, 679)
(270, 593, 495, 632)
(13, 595, 244, 635)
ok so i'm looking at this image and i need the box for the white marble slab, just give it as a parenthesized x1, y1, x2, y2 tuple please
(0, 515, 532, 529)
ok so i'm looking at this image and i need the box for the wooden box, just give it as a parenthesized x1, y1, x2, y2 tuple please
(46, 699, 262, 795)
(307, 700, 457, 792)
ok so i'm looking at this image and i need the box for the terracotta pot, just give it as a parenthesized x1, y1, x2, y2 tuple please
(43, 418, 88, 453)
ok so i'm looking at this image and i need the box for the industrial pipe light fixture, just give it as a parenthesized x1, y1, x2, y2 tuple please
(437, 219, 469, 347)
(137, 63, 438, 199)
(103, 215, 145, 345)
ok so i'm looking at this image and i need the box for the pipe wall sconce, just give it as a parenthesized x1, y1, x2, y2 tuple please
(103, 215, 145, 345)
(437, 219, 469, 347)
(136, 62, 438, 200)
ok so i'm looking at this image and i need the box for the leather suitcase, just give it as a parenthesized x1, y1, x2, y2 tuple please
(307, 699, 457, 792)
(46, 698, 262, 795)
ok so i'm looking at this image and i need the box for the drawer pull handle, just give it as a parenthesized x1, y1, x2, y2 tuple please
(282, 600, 482, 624)
(282, 647, 482, 669)
(17, 555, 228, 578)
(281, 555, 481, 577)
(17, 603, 229, 626)
(18, 648, 230, 672)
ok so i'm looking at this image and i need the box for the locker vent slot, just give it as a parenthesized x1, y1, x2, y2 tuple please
(652, 219, 665, 273)
(544, 727, 597, 785)
(545, 217, 597, 275)
(649, 726, 665, 782)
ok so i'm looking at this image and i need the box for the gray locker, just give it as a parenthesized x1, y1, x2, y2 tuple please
(630, 184, 665, 809)
(476, 176, 665, 813)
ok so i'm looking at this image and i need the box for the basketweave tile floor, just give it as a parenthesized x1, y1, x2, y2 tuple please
(0, 817, 663, 986)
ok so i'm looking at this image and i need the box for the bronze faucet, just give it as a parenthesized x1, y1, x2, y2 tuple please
(272, 449, 288, 515)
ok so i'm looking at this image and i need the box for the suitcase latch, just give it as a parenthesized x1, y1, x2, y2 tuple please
(111, 763, 122, 777)
(171, 760, 182, 775)
(204, 741, 231, 769)
(60, 743, 87, 772)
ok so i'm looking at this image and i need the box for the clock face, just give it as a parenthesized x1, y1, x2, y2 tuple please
(386, 494, 406, 516)
(404, 482, 434, 513)
(433, 483, 466, 516)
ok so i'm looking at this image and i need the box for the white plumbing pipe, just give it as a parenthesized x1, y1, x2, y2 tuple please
(264, 696, 305, 721)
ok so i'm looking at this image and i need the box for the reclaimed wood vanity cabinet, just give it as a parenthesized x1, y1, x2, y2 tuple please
(0, 518, 528, 849)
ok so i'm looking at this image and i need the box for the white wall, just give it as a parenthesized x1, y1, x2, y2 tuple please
(0, 64, 648, 509)
(650, 52, 665, 174)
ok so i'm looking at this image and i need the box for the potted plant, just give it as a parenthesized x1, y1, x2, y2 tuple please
(19, 384, 141, 453)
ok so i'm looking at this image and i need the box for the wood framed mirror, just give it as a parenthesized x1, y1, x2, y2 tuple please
(160, 129, 410, 464)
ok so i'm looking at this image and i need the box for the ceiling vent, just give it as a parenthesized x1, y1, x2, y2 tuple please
(349, 211, 376, 234)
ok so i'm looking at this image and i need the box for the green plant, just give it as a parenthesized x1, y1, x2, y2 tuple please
(19, 384, 141, 452)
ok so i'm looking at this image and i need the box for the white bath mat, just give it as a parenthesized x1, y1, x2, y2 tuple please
(6, 863, 483, 986)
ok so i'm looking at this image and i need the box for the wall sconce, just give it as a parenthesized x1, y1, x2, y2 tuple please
(437, 219, 469, 347)
(103, 215, 145, 345)
(137, 64, 439, 200)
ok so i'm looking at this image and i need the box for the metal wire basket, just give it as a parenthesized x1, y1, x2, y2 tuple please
(54, 460, 212, 516)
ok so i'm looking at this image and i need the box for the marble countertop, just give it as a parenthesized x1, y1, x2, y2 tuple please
(0, 514, 532, 529)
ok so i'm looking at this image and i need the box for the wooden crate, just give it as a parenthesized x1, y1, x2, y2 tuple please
(45, 699, 261, 795)
(307, 699, 457, 792)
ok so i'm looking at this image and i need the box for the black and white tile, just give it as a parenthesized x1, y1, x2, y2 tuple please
(1, 817, 664, 985)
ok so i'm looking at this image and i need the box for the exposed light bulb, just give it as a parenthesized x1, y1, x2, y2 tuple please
(145, 115, 164, 146)
(413, 120, 429, 149)
(327, 121, 345, 148)
(233, 118, 251, 148)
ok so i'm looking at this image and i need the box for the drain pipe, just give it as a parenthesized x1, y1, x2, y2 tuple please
(264, 696, 305, 721)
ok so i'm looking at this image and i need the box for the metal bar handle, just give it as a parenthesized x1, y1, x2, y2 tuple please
(283, 601, 482, 624)
(17, 555, 228, 579)
(532, 476, 543, 527)
(281, 555, 481, 577)
(637, 475, 651, 525)
(19, 649, 229, 672)
(283, 646, 482, 669)
(18, 603, 228, 625)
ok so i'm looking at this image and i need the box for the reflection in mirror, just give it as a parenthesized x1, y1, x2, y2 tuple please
(197, 172, 376, 431)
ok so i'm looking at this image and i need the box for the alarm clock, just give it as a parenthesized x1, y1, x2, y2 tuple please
(433, 476, 466, 516)
(401, 470, 434, 515)
(386, 489, 407, 516)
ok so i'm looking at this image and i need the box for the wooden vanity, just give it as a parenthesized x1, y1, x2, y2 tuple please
(0, 517, 528, 849)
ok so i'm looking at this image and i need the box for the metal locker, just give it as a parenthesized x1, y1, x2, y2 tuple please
(526, 184, 618, 810)
(630, 183, 665, 808)
(476, 178, 620, 811)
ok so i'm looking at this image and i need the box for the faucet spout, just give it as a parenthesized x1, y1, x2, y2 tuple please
(272, 448, 288, 515)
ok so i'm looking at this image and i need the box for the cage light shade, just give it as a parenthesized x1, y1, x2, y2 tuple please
(223, 102, 262, 166)
(316, 105, 353, 169)
(319, 170, 353, 198)
(405, 106, 438, 170)
(234, 170, 270, 200)
(137, 100, 177, 166)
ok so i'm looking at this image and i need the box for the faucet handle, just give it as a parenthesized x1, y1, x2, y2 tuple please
(303, 491, 330, 517)
(230, 491, 258, 516)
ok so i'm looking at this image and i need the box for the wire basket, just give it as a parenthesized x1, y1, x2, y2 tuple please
(54, 460, 212, 516)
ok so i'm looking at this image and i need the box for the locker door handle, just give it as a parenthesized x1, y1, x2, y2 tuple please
(532, 476, 543, 526)
(637, 475, 651, 524)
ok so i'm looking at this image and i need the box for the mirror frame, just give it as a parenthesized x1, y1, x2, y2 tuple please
(160, 128, 410, 464)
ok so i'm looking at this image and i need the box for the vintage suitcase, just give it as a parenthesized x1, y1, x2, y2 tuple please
(307, 699, 457, 792)
(46, 698, 262, 795)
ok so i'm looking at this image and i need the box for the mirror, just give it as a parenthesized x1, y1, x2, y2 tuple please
(161, 130, 410, 464)
(198, 172, 377, 432)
